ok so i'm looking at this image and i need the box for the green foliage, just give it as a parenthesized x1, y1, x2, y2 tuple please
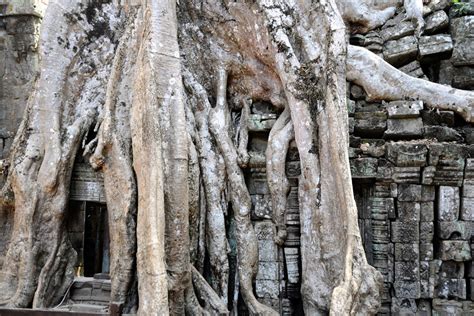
(451, 0, 472, 16)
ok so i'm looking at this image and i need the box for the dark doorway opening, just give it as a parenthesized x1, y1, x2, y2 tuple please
(83, 202, 109, 277)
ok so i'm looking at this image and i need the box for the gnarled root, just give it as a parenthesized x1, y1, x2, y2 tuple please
(191, 266, 229, 315)
(183, 71, 229, 302)
(237, 99, 251, 168)
(90, 12, 138, 309)
(347, 45, 474, 122)
(209, 68, 277, 316)
(0, 0, 120, 308)
(258, 0, 383, 314)
(266, 107, 294, 246)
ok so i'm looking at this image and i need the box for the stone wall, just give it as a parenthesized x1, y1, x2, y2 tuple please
(347, 3, 474, 314)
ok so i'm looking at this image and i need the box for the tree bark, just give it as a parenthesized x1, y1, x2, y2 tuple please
(1, 0, 474, 315)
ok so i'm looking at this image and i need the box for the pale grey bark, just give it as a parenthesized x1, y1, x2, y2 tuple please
(266, 108, 293, 246)
(1, 0, 473, 315)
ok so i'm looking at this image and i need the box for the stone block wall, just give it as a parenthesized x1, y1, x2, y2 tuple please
(347, 3, 474, 314)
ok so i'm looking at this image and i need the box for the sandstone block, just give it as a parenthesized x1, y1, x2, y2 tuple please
(383, 36, 418, 66)
(385, 118, 423, 139)
(437, 186, 460, 221)
(439, 240, 471, 261)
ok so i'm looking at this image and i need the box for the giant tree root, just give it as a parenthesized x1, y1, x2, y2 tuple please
(89, 9, 139, 310)
(266, 108, 294, 246)
(258, 0, 383, 314)
(183, 70, 230, 303)
(209, 68, 278, 316)
(347, 45, 474, 122)
(130, 3, 169, 314)
(0, 1, 120, 308)
(191, 266, 229, 315)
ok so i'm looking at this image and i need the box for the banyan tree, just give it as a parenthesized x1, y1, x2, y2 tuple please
(0, 0, 473, 315)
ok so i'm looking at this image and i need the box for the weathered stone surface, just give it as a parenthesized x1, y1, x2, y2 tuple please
(419, 35, 453, 59)
(284, 248, 299, 284)
(255, 279, 279, 299)
(355, 101, 383, 112)
(421, 202, 434, 222)
(286, 187, 299, 225)
(436, 278, 466, 300)
(438, 221, 470, 240)
(398, 184, 422, 201)
(420, 222, 434, 243)
(423, 126, 463, 142)
(70, 163, 106, 203)
(251, 195, 272, 219)
(350, 157, 378, 178)
(393, 166, 421, 184)
(428, 143, 467, 166)
(395, 261, 419, 281)
(464, 127, 474, 145)
(460, 197, 474, 220)
(369, 197, 393, 220)
(466, 159, 474, 180)
(376, 163, 394, 183)
(398, 60, 427, 79)
(439, 240, 471, 261)
(383, 36, 418, 66)
(283, 226, 300, 247)
(350, 84, 366, 100)
(373, 220, 390, 244)
(470, 279, 474, 301)
(463, 300, 474, 314)
(393, 280, 421, 298)
(438, 59, 455, 86)
(386, 142, 427, 167)
(452, 66, 474, 90)
(419, 243, 434, 261)
(398, 201, 420, 221)
(386, 100, 423, 119)
(285, 161, 301, 178)
(450, 16, 474, 66)
(440, 261, 465, 279)
(380, 21, 415, 42)
(392, 221, 419, 243)
(421, 186, 436, 202)
(432, 299, 463, 315)
(424, 10, 449, 34)
(420, 261, 435, 298)
(394, 243, 419, 261)
(437, 186, 460, 221)
(353, 111, 387, 137)
(248, 113, 277, 132)
(391, 297, 417, 314)
(418, 299, 433, 313)
(421, 110, 455, 127)
(247, 171, 269, 195)
(364, 31, 384, 53)
(385, 118, 423, 139)
(255, 221, 278, 261)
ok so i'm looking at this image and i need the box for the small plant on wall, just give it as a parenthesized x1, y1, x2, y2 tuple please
(452, 0, 472, 16)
